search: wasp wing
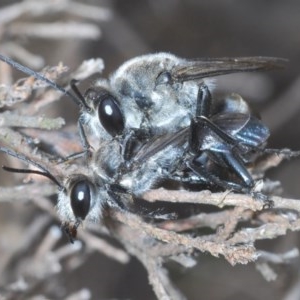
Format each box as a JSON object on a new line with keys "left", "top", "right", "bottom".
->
{"left": 212, "top": 113, "right": 270, "bottom": 148}
{"left": 173, "top": 56, "right": 287, "bottom": 82}
{"left": 133, "top": 111, "right": 269, "bottom": 162}
{"left": 133, "top": 127, "right": 189, "bottom": 163}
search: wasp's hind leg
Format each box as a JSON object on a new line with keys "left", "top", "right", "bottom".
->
{"left": 53, "top": 121, "right": 94, "bottom": 164}
{"left": 195, "top": 84, "right": 212, "bottom": 118}
{"left": 187, "top": 151, "right": 254, "bottom": 193}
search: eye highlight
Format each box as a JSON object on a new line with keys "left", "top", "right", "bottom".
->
{"left": 70, "top": 180, "right": 91, "bottom": 220}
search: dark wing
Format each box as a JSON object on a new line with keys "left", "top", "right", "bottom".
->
{"left": 133, "top": 112, "right": 269, "bottom": 162}
{"left": 172, "top": 56, "right": 287, "bottom": 82}
{"left": 133, "top": 127, "right": 189, "bottom": 163}
{"left": 212, "top": 113, "right": 270, "bottom": 148}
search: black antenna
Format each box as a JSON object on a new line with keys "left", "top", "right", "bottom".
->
{"left": 0, "top": 146, "right": 63, "bottom": 189}
{"left": 70, "top": 79, "right": 91, "bottom": 111}
{"left": 3, "top": 166, "right": 62, "bottom": 188}
{"left": 0, "top": 53, "right": 86, "bottom": 109}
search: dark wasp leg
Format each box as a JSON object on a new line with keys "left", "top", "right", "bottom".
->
{"left": 78, "top": 120, "right": 92, "bottom": 153}
{"left": 121, "top": 129, "right": 139, "bottom": 164}
{"left": 190, "top": 83, "right": 241, "bottom": 154}
{"left": 188, "top": 116, "right": 255, "bottom": 192}
{"left": 196, "top": 84, "right": 212, "bottom": 117}
{"left": 54, "top": 120, "right": 93, "bottom": 163}
{"left": 187, "top": 152, "right": 254, "bottom": 193}
{"left": 188, "top": 84, "right": 255, "bottom": 193}
{"left": 187, "top": 152, "right": 272, "bottom": 206}
{"left": 120, "top": 128, "right": 151, "bottom": 169}
{"left": 189, "top": 116, "right": 241, "bottom": 154}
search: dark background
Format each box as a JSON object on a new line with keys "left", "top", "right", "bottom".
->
{"left": 1, "top": 1, "right": 300, "bottom": 299}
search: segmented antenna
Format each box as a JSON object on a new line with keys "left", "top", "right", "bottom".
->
{"left": 0, "top": 53, "right": 84, "bottom": 108}
{"left": 0, "top": 146, "right": 63, "bottom": 189}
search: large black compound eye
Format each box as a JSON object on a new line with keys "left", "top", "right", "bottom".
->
{"left": 98, "top": 94, "right": 125, "bottom": 137}
{"left": 70, "top": 180, "right": 91, "bottom": 220}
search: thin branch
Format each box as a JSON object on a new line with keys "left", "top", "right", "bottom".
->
{"left": 8, "top": 22, "right": 101, "bottom": 40}
{"left": 110, "top": 209, "right": 258, "bottom": 265}
{"left": 0, "top": 111, "right": 65, "bottom": 130}
{"left": 142, "top": 188, "right": 300, "bottom": 212}
{"left": 142, "top": 188, "right": 265, "bottom": 210}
